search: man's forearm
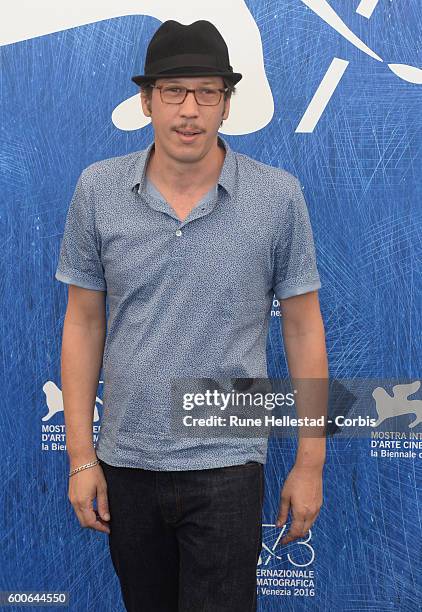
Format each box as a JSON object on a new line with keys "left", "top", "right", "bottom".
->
{"left": 282, "top": 322, "right": 328, "bottom": 469}
{"left": 61, "top": 318, "right": 106, "bottom": 466}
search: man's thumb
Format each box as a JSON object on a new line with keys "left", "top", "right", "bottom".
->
{"left": 97, "top": 492, "right": 110, "bottom": 521}
{"left": 276, "top": 495, "right": 290, "bottom": 528}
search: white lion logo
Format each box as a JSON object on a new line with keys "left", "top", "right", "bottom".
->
{"left": 372, "top": 381, "right": 422, "bottom": 428}
{"left": 42, "top": 380, "right": 102, "bottom": 422}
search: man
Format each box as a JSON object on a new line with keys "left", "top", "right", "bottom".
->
{"left": 56, "top": 19, "right": 328, "bottom": 612}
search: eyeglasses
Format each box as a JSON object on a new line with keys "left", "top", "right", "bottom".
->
{"left": 149, "top": 85, "right": 228, "bottom": 106}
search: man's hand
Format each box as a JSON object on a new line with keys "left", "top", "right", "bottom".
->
{"left": 275, "top": 464, "right": 323, "bottom": 544}
{"left": 68, "top": 464, "right": 111, "bottom": 534}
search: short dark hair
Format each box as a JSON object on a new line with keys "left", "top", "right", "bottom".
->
{"left": 140, "top": 77, "right": 236, "bottom": 102}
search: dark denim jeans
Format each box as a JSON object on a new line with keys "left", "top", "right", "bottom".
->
{"left": 99, "top": 459, "right": 264, "bottom": 612}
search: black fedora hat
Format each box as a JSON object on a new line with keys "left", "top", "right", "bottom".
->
{"left": 131, "top": 20, "right": 242, "bottom": 86}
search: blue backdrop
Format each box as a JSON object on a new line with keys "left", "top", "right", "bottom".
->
{"left": 1, "top": 1, "right": 421, "bottom": 610}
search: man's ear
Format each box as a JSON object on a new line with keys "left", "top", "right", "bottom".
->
{"left": 140, "top": 91, "right": 152, "bottom": 117}
{"left": 222, "top": 96, "right": 231, "bottom": 121}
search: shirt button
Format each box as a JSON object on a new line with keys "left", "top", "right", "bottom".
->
{"left": 175, "top": 229, "right": 182, "bottom": 237}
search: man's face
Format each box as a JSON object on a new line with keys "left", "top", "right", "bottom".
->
{"left": 140, "top": 76, "right": 231, "bottom": 163}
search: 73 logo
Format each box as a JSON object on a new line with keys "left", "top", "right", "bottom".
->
{"left": 259, "top": 524, "right": 315, "bottom": 567}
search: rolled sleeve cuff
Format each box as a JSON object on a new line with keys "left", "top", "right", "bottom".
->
{"left": 274, "top": 278, "right": 321, "bottom": 300}
{"left": 55, "top": 269, "right": 106, "bottom": 291}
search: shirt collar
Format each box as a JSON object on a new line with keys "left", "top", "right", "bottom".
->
{"left": 130, "top": 135, "right": 236, "bottom": 198}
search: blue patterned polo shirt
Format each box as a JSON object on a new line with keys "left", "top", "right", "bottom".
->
{"left": 55, "top": 135, "right": 321, "bottom": 470}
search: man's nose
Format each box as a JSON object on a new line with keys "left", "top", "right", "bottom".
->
{"left": 179, "top": 91, "right": 200, "bottom": 116}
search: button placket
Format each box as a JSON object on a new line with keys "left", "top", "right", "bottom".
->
{"left": 171, "top": 222, "right": 185, "bottom": 278}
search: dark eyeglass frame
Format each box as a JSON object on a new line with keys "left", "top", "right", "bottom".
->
{"left": 149, "top": 84, "right": 228, "bottom": 106}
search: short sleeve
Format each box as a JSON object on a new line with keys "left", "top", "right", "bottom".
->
{"left": 55, "top": 170, "right": 106, "bottom": 291}
{"left": 272, "top": 177, "right": 321, "bottom": 299}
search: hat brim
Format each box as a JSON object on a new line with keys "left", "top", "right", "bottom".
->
{"left": 131, "top": 71, "right": 243, "bottom": 87}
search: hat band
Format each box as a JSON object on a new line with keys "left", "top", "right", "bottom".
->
{"left": 147, "top": 53, "right": 231, "bottom": 75}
